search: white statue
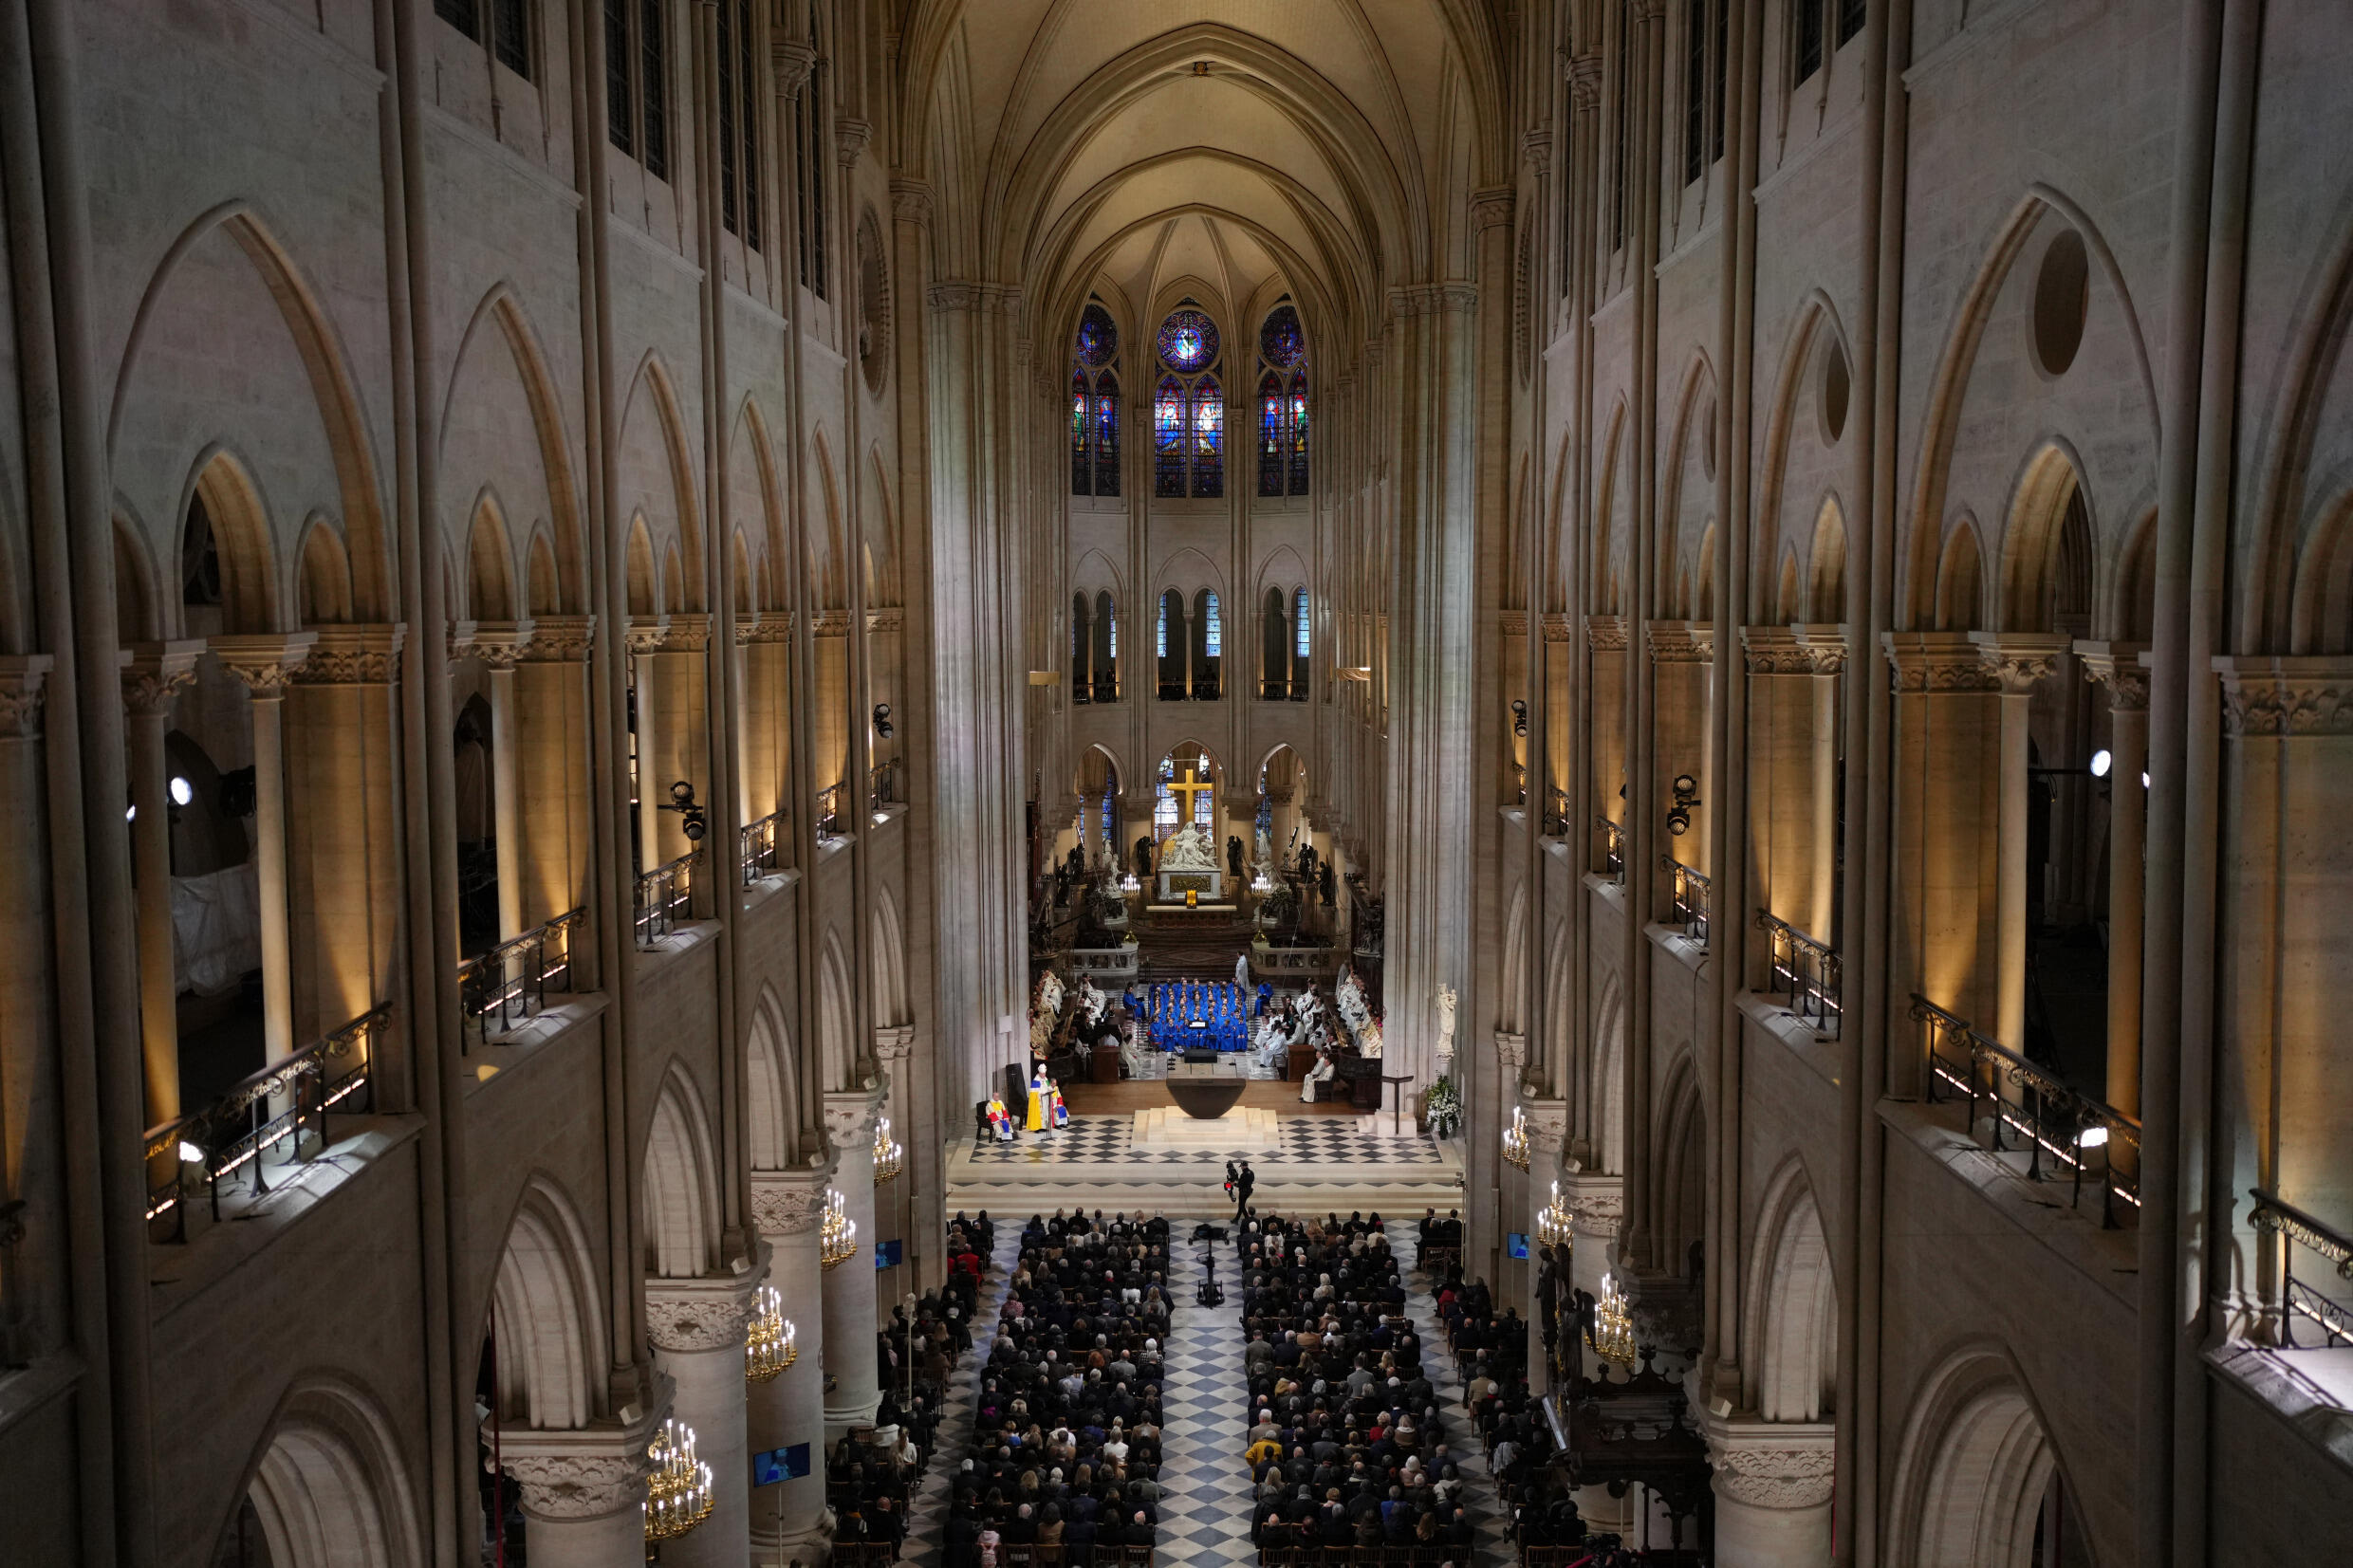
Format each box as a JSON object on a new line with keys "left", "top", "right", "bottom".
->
{"left": 1435, "top": 984, "right": 1458, "bottom": 1063}
{"left": 1359, "top": 1016, "right": 1383, "bottom": 1059}
{"left": 1158, "top": 824, "right": 1217, "bottom": 872}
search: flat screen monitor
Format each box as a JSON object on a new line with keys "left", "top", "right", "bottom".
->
{"left": 751, "top": 1443, "right": 810, "bottom": 1485}
{"left": 875, "top": 1238, "right": 903, "bottom": 1269}
{"left": 1505, "top": 1231, "right": 1529, "bottom": 1260}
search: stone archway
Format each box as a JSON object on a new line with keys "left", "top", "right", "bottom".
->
{"left": 234, "top": 1379, "right": 425, "bottom": 1568}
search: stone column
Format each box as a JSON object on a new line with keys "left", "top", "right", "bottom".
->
{"left": 1792, "top": 627, "right": 1849, "bottom": 945}
{"left": 1970, "top": 633, "right": 2068, "bottom": 1051}
{"left": 1702, "top": 1414, "right": 1836, "bottom": 1568}
{"left": 749, "top": 1171, "right": 833, "bottom": 1561}
{"left": 475, "top": 620, "right": 536, "bottom": 941}
{"left": 1522, "top": 1098, "right": 1567, "bottom": 1391}
{"left": 652, "top": 616, "right": 713, "bottom": 875}
{"left": 645, "top": 1264, "right": 766, "bottom": 1568}
{"left": 1588, "top": 618, "right": 1630, "bottom": 872}
{"left": 2078, "top": 642, "right": 2150, "bottom": 1116}
{"left": 627, "top": 618, "right": 668, "bottom": 874}
{"left": 821, "top": 1084, "right": 886, "bottom": 1432}
{"left": 874, "top": 1024, "right": 920, "bottom": 1290}
{"left": 516, "top": 617, "right": 599, "bottom": 937}
{"left": 122, "top": 641, "right": 203, "bottom": 1121}
{"left": 1649, "top": 623, "right": 1714, "bottom": 887}
{"left": 498, "top": 1412, "right": 667, "bottom": 1568}
{"left": 213, "top": 634, "right": 318, "bottom": 1061}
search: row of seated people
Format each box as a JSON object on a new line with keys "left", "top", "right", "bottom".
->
{"left": 939, "top": 1209, "right": 1176, "bottom": 1568}
{"left": 1232, "top": 1213, "right": 1480, "bottom": 1560}
{"left": 1142, "top": 979, "right": 1251, "bottom": 1052}
{"left": 1411, "top": 1208, "right": 1465, "bottom": 1273}
{"left": 832, "top": 1215, "right": 1002, "bottom": 1545}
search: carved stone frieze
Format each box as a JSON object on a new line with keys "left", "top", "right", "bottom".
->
{"left": 467, "top": 620, "right": 534, "bottom": 673}
{"left": 1648, "top": 620, "right": 1714, "bottom": 664}
{"left": 866, "top": 607, "right": 904, "bottom": 634}
{"left": 213, "top": 633, "right": 319, "bottom": 698}
{"left": 297, "top": 625, "right": 409, "bottom": 686}
{"left": 808, "top": 609, "right": 854, "bottom": 637}
{"left": 1704, "top": 1417, "right": 1837, "bottom": 1510}
{"left": 0, "top": 655, "right": 54, "bottom": 739}
{"left": 751, "top": 1171, "right": 834, "bottom": 1235}
{"left": 2215, "top": 656, "right": 2353, "bottom": 736}
{"left": 659, "top": 614, "right": 712, "bottom": 655}
{"left": 120, "top": 642, "right": 204, "bottom": 716}
{"left": 1541, "top": 613, "right": 1574, "bottom": 644}
{"left": 1499, "top": 611, "right": 1529, "bottom": 639}
{"left": 1586, "top": 615, "right": 1628, "bottom": 652}
{"left": 929, "top": 281, "right": 1022, "bottom": 316}
{"left": 504, "top": 1449, "right": 654, "bottom": 1520}
{"left": 645, "top": 1273, "right": 762, "bottom": 1353}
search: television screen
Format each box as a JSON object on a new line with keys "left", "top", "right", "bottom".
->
{"left": 1505, "top": 1231, "right": 1529, "bottom": 1260}
{"left": 751, "top": 1443, "right": 810, "bottom": 1485}
{"left": 875, "top": 1238, "right": 903, "bottom": 1269}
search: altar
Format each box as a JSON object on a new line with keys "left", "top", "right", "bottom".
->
{"left": 1156, "top": 868, "right": 1223, "bottom": 902}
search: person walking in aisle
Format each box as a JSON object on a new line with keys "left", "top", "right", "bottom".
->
{"left": 1233, "top": 1160, "right": 1256, "bottom": 1222}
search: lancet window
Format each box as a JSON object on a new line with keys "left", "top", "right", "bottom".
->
{"left": 1070, "top": 303, "right": 1121, "bottom": 497}
{"left": 1256, "top": 303, "right": 1310, "bottom": 497}
{"left": 1152, "top": 305, "right": 1225, "bottom": 499}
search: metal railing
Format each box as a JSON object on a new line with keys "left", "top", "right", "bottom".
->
{"left": 1260, "top": 676, "right": 1291, "bottom": 700}
{"left": 868, "top": 758, "right": 901, "bottom": 812}
{"left": 2249, "top": 1187, "right": 2353, "bottom": 1348}
{"left": 634, "top": 849, "right": 701, "bottom": 946}
{"left": 1542, "top": 787, "right": 1571, "bottom": 839}
{"left": 1757, "top": 911, "right": 1841, "bottom": 1034}
{"left": 740, "top": 810, "right": 784, "bottom": 882}
{"left": 1090, "top": 674, "right": 1119, "bottom": 703}
{"left": 1913, "top": 994, "right": 2140, "bottom": 1227}
{"left": 1662, "top": 858, "right": 1710, "bottom": 947}
{"left": 1596, "top": 816, "right": 1625, "bottom": 879}
{"left": 457, "top": 910, "right": 584, "bottom": 1051}
{"left": 144, "top": 1005, "right": 389, "bottom": 1237}
{"left": 816, "top": 783, "right": 844, "bottom": 840}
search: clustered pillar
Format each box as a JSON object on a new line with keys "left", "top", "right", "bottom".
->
{"left": 821, "top": 1084, "right": 885, "bottom": 1433}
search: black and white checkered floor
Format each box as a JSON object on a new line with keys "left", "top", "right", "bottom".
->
{"left": 962, "top": 1116, "right": 1446, "bottom": 1169}
{"left": 897, "top": 1223, "right": 1513, "bottom": 1568}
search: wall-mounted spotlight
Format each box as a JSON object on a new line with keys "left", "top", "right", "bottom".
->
{"left": 872, "top": 702, "right": 894, "bottom": 740}
{"left": 661, "top": 780, "right": 709, "bottom": 842}
{"left": 1666, "top": 772, "right": 1701, "bottom": 838}
{"left": 1510, "top": 698, "right": 1529, "bottom": 738}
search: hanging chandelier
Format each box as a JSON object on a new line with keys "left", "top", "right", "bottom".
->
{"left": 1501, "top": 1104, "right": 1530, "bottom": 1171}
{"left": 872, "top": 1116, "right": 903, "bottom": 1183}
{"left": 819, "top": 1187, "right": 859, "bottom": 1270}
{"left": 1535, "top": 1178, "right": 1574, "bottom": 1249}
{"left": 643, "top": 1418, "right": 714, "bottom": 1541}
{"left": 1587, "top": 1272, "right": 1638, "bottom": 1370}
{"left": 745, "top": 1284, "right": 797, "bottom": 1383}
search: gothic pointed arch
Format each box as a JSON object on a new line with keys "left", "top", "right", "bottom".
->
{"left": 482, "top": 1173, "right": 610, "bottom": 1431}
{"left": 746, "top": 985, "right": 799, "bottom": 1171}
{"left": 232, "top": 1377, "right": 425, "bottom": 1568}
{"left": 642, "top": 1068, "right": 721, "bottom": 1280}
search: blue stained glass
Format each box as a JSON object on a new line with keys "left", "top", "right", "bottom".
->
{"left": 1156, "top": 596, "right": 1168, "bottom": 657}
{"left": 1259, "top": 372, "right": 1285, "bottom": 497}
{"left": 1288, "top": 373, "right": 1310, "bottom": 495}
{"left": 1259, "top": 304, "right": 1306, "bottom": 370}
{"left": 1094, "top": 371, "right": 1121, "bottom": 496}
{"left": 1076, "top": 302, "right": 1119, "bottom": 367}
{"left": 1192, "top": 376, "right": 1224, "bottom": 498}
{"left": 1157, "top": 308, "right": 1219, "bottom": 372}
{"left": 1154, "top": 377, "right": 1188, "bottom": 498}
{"left": 1203, "top": 592, "right": 1222, "bottom": 658}
{"left": 1295, "top": 588, "right": 1310, "bottom": 658}
{"left": 1108, "top": 608, "right": 1118, "bottom": 658}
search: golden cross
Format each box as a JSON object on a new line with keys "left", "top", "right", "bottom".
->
{"left": 1167, "top": 762, "right": 1214, "bottom": 825}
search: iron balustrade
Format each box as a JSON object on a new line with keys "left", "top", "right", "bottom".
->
{"left": 1756, "top": 911, "right": 1842, "bottom": 1034}
{"left": 1090, "top": 674, "right": 1118, "bottom": 703}
{"left": 456, "top": 910, "right": 584, "bottom": 1051}
{"left": 2249, "top": 1187, "right": 2353, "bottom": 1349}
{"left": 816, "top": 783, "right": 844, "bottom": 840}
{"left": 1913, "top": 994, "right": 2141, "bottom": 1227}
{"left": 1662, "top": 858, "right": 1711, "bottom": 947}
{"left": 1260, "top": 676, "right": 1291, "bottom": 700}
{"left": 740, "top": 810, "right": 784, "bottom": 883}
{"left": 868, "top": 757, "right": 901, "bottom": 811}
{"left": 634, "top": 849, "right": 701, "bottom": 946}
{"left": 1543, "top": 787, "right": 1571, "bottom": 839}
{"left": 1596, "top": 816, "right": 1625, "bottom": 879}
{"left": 143, "top": 1004, "right": 389, "bottom": 1238}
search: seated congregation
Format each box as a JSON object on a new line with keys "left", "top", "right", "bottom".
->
{"left": 939, "top": 1209, "right": 1176, "bottom": 1568}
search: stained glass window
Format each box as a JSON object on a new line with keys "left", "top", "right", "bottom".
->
{"left": 1195, "top": 788, "right": 1213, "bottom": 831}
{"left": 1259, "top": 372, "right": 1286, "bottom": 497}
{"left": 1288, "top": 374, "right": 1310, "bottom": 494}
{"left": 1260, "top": 304, "right": 1306, "bottom": 370}
{"left": 1155, "top": 785, "right": 1177, "bottom": 835}
{"left": 1156, "top": 594, "right": 1169, "bottom": 657}
{"left": 1077, "top": 303, "right": 1119, "bottom": 367}
{"left": 1191, "top": 377, "right": 1224, "bottom": 498}
{"left": 1157, "top": 309, "right": 1219, "bottom": 372}
{"left": 1294, "top": 588, "right": 1310, "bottom": 659}
{"left": 1154, "top": 376, "right": 1188, "bottom": 498}
{"left": 1071, "top": 303, "right": 1121, "bottom": 498}
{"left": 1203, "top": 592, "right": 1222, "bottom": 658}
{"left": 1094, "top": 372, "right": 1120, "bottom": 495}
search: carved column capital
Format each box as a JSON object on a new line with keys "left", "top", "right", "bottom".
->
{"left": 498, "top": 1408, "right": 671, "bottom": 1522}
{"left": 835, "top": 117, "right": 872, "bottom": 167}
{"left": 659, "top": 613, "right": 712, "bottom": 655}
{"left": 751, "top": 1169, "right": 837, "bottom": 1235}
{"left": 824, "top": 1083, "right": 888, "bottom": 1150}
{"left": 1520, "top": 128, "right": 1552, "bottom": 175}
{"left": 1493, "top": 1030, "right": 1527, "bottom": 1070}
{"left": 211, "top": 632, "right": 319, "bottom": 698}
{"left": 890, "top": 179, "right": 935, "bottom": 227}
{"left": 624, "top": 617, "right": 669, "bottom": 656}
{"left": 1881, "top": 631, "right": 1999, "bottom": 693}
{"left": 1562, "top": 1171, "right": 1624, "bottom": 1235}
{"left": 521, "top": 614, "right": 598, "bottom": 663}
{"left": 2075, "top": 641, "right": 2151, "bottom": 710}
{"left": 1969, "top": 631, "right": 2070, "bottom": 695}
{"left": 2214, "top": 655, "right": 2353, "bottom": 736}
{"left": 1647, "top": 620, "right": 1714, "bottom": 664}
{"left": 295, "top": 624, "right": 408, "bottom": 686}
{"left": 1567, "top": 53, "right": 1603, "bottom": 110}
{"left": 1523, "top": 1098, "right": 1568, "bottom": 1157}
{"left": 120, "top": 640, "right": 206, "bottom": 715}
{"left": 0, "top": 655, "right": 55, "bottom": 739}
{"left": 1702, "top": 1414, "right": 1837, "bottom": 1510}
{"left": 770, "top": 40, "right": 816, "bottom": 99}
{"left": 1471, "top": 187, "right": 1516, "bottom": 231}
{"left": 644, "top": 1262, "right": 768, "bottom": 1353}
{"left": 1586, "top": 615, "right": 1628, "bottom": 652}
{"left": 1541, "top": 613, "right": 1574, "bottom": 644}
{"left": 872, "top": 1024, "right": 917, "bottom": 1062}
{"left": 468, "top": 619, "right": 535, "bottom": 673}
